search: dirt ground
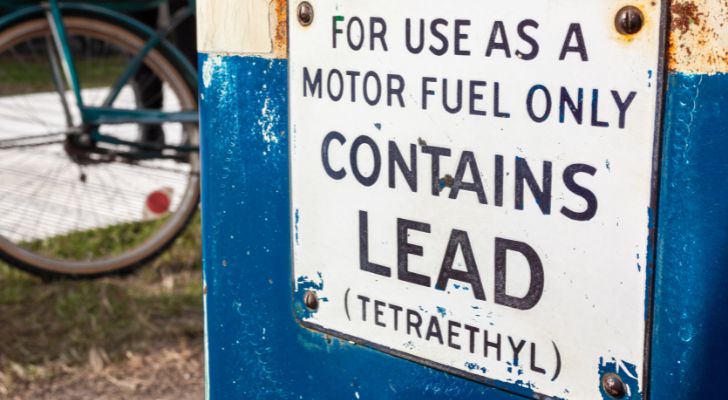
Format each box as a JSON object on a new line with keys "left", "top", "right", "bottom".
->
{"left": 0, "top": 217, "right": 205, "bottom": 399}
{"left": 5, "top": 338, "right": 204, "bottom": 400}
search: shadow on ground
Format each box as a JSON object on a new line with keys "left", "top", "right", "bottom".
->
{"left": 0, "top": 215, "right": 204, "bottom": 399}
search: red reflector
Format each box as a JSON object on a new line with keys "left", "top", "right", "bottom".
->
{"left": 146, "top": 190, "right": 171, "bottom": 214}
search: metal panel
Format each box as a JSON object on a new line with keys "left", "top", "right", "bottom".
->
{"left": 650, "top": 71, "right": 728, "bottom": 399}
{"left": 199, "top": 53, "right": 532, "bottom": 399}
{"left": 198, "top": 0, "right": 728, "bottom": 398}
{"left": 287, "top": 1, "right": 664, "bottom": 398}
{"left": 648, "top": 1, "right": 728, "bottom": 398}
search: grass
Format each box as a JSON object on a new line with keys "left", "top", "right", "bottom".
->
{"left": 0, "top": 56, "right": 126, "bottom": 96}
{"left": 0, "top": 213, "right": 203, "bottom": 395}
{"left": 22, "top": 216, "right": 167, "bottom": 260}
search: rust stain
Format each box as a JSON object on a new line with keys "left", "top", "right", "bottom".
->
{"left": 610, "top": 1, "right": 658, "bottom": 46}
{"left": 271, "top": 0, "right": 289, "bottom": 58}
{"left": 671, "top": 1, "right": 702, "bottom": 33}
{"left": 668, "top": 0, "right": 728, "bottom": 74}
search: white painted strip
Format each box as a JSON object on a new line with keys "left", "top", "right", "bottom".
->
{"left": 197, "top": 0, "right": 283, "bottom": 56}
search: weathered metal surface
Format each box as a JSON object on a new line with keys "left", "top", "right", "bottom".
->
{"left": 198, "top": 0, "right": 728, "bottom": 399}
{"left": 288, "top": 1, "right": 664, "bottom": 398}
{"left": 649, "top": 2, "right": 728, "bottom": 397}
{"left": 197, "top": 0, "right": 287, "bottom": 57}
{"left": 198, "top": 0, "right": 530, "bottom": 394}
{"left": 650, "top": 71, "right": 728, "bottom": 399}
{"left": 668, "top": 0, "right": 728, "bottom": 74}
{"left": 271, "top": 0, "right": 288, "bottom": 58}
{"left": 200, "top": 53, "right": 526, "bottom": 400}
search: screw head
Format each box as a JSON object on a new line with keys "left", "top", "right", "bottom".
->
{"left": 304, "top": 290, "right": 319, "bottom": 310}
{"left": 602, "top": 373, "right": 626, "bottom": 398}
{"left": 615, "top": 6, "right": 644, "bottom": 35}
{"left": 297, "top": 1, "right": 314, "bottom": 26}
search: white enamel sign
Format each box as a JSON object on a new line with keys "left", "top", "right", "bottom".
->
{"left": 289, "top": 1, "right": 662, "bottom": 398}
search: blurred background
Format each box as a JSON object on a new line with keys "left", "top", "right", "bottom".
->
{"left": 0, "top": 1, "right": 204, "bottom": 398}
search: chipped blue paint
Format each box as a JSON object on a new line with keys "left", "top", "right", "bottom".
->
{"left": 650, "top": 72, "right": 728, "bottom": 399}
{"left": 453, "top": 283, "right": 471, "bottom": 291}
{"left": 295, "top": 273, "right": 325, "bottom": 319}
{"left": 200, "top": 53, "right": 541, "bottom": 400}
{"left": 598, "top": 358, "right": 641, "bottom": 400}
{"left": 465, "top": 361, "right": 488, "bottom": 375}
{"left": 647, "top": 70, "right": 654, "bottom": 88}
{"left": 294, "top": 208, "right": 300, "bottom": 245}
{"left": 438, "top": 178, "right": 448, "bottom": 191}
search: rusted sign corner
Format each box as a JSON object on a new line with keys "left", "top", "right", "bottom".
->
{"left": 668, "top": 0, "right": 728, "bottom": 74}
{"left": 271, "top": 0, "right": 288, "bottom": 58}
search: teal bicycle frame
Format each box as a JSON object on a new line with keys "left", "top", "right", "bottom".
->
{"left": 0, "top": 0, "right": 198, "bottom": 158}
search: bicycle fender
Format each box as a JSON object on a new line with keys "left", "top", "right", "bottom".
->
{"left": 0, "top": 3, "right": 197, "bottom": 92}
{"left": 0, "top": 5, "right": 45, "bottom": 31}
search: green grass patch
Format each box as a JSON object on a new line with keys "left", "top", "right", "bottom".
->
{"left": 21, "top": 216, "right": 167, "bottom": 261}
{"left": 0, "top": 56, "right": 127, "bottom": 96}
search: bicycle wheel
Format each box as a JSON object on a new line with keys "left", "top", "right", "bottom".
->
{"left": 0, "top": 16, "right": 199, "bottom": 277}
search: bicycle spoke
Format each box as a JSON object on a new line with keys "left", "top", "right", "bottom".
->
{"left": 0, "top": 15, "right": 199, "bottom": 275}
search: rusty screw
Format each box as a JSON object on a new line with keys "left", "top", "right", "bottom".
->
{"left": 297, "top": 2, "right": 314, "bottom": 26}
{"left": 304, "top": 290, "right": 319, "bottom": 310}
{"left": 615, "top": 6, "right": 644, "bottom": 35}
{"left": 602, "top": 373, "right": 626, "bottom": 398}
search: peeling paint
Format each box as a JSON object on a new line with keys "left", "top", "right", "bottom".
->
{"left": 295, "top": 273, "right": 325, "bottom": 319}
{"left": 598, "top": 357, "right": 641, "bottom": 400}
{"left": 464, "top": 361, "right": 488, "bottom": 375}
{"left": 668, "top": 0, "right": 728, "bottom": 74}
{"left": 200, "top": 49, "right": 558, "bottom": 400}
{"left": 197, "top": 0, "right": 287, "bottom": 59}
{"left": 671, "top": 1, "right": 702, "bottom": 33}
{"left": 271, "top": 0, "right": 288, "bottom": 58}
{"left": 197, "top": 0, "right": 689, "bottom": 397}
{"left": 201, "top": 55, "right": 223, "bottom": 89}
{"left": 259, "top": 97, "right": 282, "bottom": 149}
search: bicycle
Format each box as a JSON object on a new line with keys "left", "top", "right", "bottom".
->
{"left": 0, "top": 0, "right": 199, "bottom": 278}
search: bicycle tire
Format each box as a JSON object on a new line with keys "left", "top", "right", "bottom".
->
{"left": 0, "top": 16, "right": 199, "bottom": 278}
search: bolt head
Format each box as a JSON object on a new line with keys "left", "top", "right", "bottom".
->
{"left": 602, "top": 373, "right": 626, "bottom": 398}
{"left": 615, "top": 6, "right": 644, "bottom": 35}
{"left": 297, "top": 1, "right": 314, "bottom": 26}
{"left": 304, "top": 290, "right": 319, "bottom": 310}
